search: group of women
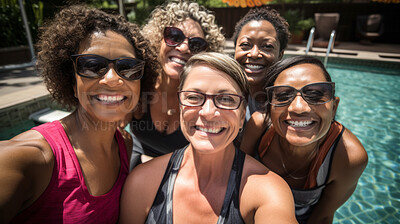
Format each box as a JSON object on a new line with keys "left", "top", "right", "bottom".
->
{"left": 0, "top": 1, "right": 367, "bottom": 224}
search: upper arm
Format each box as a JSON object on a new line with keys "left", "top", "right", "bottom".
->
{"left": 240, "top": 112, "right": 267, "bottom": 155}
{"left": 307, "top": 129, "right": 368, "bottom": 223}
{"left": 240, "top": 157, "right": 297, "bottom": 224}
{"left": 119, "top": 156, "right": 169, "bottom": 224}
{"left": 0, "top": 131, "right": 53, "bottom": 223}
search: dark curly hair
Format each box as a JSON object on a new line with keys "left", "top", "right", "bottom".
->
{"left": 231, "top": 7, "right": 290, "bottom": 53}
{"left": 36, "top": 5, "right": 159, "bottom": 109}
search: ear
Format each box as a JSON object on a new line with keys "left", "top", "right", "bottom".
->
{"left": 278, "top": 50, "right": 284, "bottom": 60}
{"left": 332, "top": 96, "right": 340, "bottom": 119}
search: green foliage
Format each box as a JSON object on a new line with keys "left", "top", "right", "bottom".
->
{"left": 0, "top": 0, "right": 26, "bottom": 47}
{"left": 283, "top": 9, "right": 314, "bottom": 35}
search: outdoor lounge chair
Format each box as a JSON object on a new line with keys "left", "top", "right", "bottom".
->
{"left": 313, "top": 13, "right": 340, "bottom": 48}
{"left": 356, "top": 14, "right": 383, "bottom": 45}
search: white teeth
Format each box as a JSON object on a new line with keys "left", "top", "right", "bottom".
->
{"left": 97, "top": 95, "right": 124, "bottom": 102}
{"left": 171, "top": 57, "right": 186, "bottom": 65}
{"left": 245, "top": 64, "right": 264, "bottom": 70}
{"left": 287, "top": 120, "right": 313, "bottom": 127}
{"left": 197, "top": 126, "right": 223, "bottom": 134}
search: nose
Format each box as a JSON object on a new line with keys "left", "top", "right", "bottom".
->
{"left": 175, "top": 39, "right": 190, "bottom": 53}
{"left": 99, "top": 67, "right": 123, "bottom": 87}
{"left": 247, "top": 45, "right": 261, "bottom": 58}
{"left": 287, "top": 92, "right": 311, "bottom": 113}
{"left": 199, "top": 97, "right": 219, "bottom": 118}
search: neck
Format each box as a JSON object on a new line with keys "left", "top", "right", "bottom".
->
{"left": 61, "top": 108, "right": 118, "bottom": 153}
{"left": 185, "top": 144, "right": 236, "bottom": 190}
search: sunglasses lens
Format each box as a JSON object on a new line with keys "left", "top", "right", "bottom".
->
{"left": 116, "top": 59, "right": 144, "bottom": 80}
{"left": 76, "top": 56, "right": 108, "bottom": 78}
{"left": 268, "top": 86, "right": 295, "bottom": 106}
{"left": 188, "top": 37, "right": 208, "bottom": 53}
{"left": 164, "top": 27, "right": 185, "bottom": 46}
{"left": 302, "top": 83, "right": 333, "bottom": 104}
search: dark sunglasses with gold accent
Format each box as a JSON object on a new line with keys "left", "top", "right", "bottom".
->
{"left": 265, "top": 82, "right": 335, "bottom": 106}
{"left": 163, "top": 27, "right": 208, "bottom": 53}
{"left": 71, "top": 54, "right": 145, "bottom": 80}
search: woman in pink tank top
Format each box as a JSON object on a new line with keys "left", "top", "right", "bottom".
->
{"left": 0, "top": 5, "right": 158, "bottom": 223}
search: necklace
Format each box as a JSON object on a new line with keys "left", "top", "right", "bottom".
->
{"left": 280, "top": 156, "right": 308, "bottom": 180}
{"left": 279, "top": 145, "right": 319, "bottom": 180}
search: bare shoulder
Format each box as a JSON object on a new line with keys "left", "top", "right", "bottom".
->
{"left": 120, "top": 153, "right": 172, "bottom": 223}
{"left": 240, "top": 155, "right": 297, "bottom": 223}
{"left": 241, "top": 112, "right": 267, "bottom": 155}
{"left": 336, "top": 128, "right": 368, "bottom": 169}
{"left": 0, "top": 129, "right": 54, "bottom": 166}
{"left": 0, "top": 130, "right": 54, "bottom": 222}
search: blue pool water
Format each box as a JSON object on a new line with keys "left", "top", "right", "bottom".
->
{"left": 328, "top": 65, "right": 400, "bottom": 223}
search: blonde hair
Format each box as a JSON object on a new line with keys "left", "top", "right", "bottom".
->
{"left": 142, "top": 0, "right": 225, "bottom": 54}
{"left": 179, "top": 52, "right": 249, "bottom": 101}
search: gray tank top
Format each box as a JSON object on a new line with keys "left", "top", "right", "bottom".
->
{"left": 145, "top": 146, "right": 245, "bottom": 224}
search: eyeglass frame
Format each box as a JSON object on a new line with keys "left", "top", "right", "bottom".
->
{"left": 71, "top": 54, "right": 145, "bottom": 80}
{"left": 177, "top": 90, "right": 245, "bottom": 110}
{"left": 163, "top": 27, "right": 208, "bottom": 53}
{"left": 265, "top": 82, "right": 336, "bottom": 107}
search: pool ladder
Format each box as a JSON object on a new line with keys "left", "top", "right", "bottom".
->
{"left": 305, "top": 27, "right": 336, "bottom": 66}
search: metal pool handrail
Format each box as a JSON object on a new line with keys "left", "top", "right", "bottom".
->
{"left": 324, "top": 30, "right": 336, "bottom": 66}
{"left": 305, "top": 27, "right": 315, "bottom": 55}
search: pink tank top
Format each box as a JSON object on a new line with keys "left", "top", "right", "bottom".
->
{"left": 11, "top": 121, "right": 129, "bottom": 224}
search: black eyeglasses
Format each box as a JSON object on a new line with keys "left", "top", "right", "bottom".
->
{"left": 163, "top": 27, "right": 208, "bottom": 53}
{"left": 178, "top": 91, "right": 244, "bottom": 110}
{"left": 71, "top": 54, "right": 145, "bottom": 80}
{"left": 265, "top": 82, "right": 335, "bottom": 106}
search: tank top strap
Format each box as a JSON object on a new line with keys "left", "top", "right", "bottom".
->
{"left": 217, "top": 147, "right": 246, "bottom": 224}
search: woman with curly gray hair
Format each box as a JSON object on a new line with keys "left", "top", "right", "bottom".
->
{"left": 0, "top": 5, "right": 158, "bottom": 223}
{"left": 129, "top": 0, "right": 225, "bottom": 168}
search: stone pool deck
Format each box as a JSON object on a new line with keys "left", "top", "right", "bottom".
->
{"left": 1, "top": 41, "right": 399, "bottom": 139}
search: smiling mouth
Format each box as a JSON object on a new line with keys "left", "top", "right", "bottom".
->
{"left": 195, "top": 126, "right": 224, "bottom": 134}
{"left": 244, "top": 64, "right": 265, "bottom": 72}
{"left": 95, "top": 95, "right": 126, "bottom": 104}
{"left": 285, "top": 120, "right": 314, "bottom": 127}
{"left": 170, "top": 56, "right": 187, "bottom": 65}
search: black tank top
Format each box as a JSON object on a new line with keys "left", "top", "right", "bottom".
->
{"left": 129, "top": 104, "right": 189, "bottom": 157}
{"left": 145, "top": 146, "right": 246, "bottom": 224}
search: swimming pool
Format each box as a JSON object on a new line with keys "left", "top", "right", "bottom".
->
{"left": 327, "top": 63, "right": 400, "bottom": 224}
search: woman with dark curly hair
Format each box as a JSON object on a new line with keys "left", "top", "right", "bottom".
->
{"left": 128, "top": 0, "right": 225, "bottom": 168}
{"left": 0, "top": 5, "right": 158, "bottom": 223}
{"left": 232, "top": 7, "right": 290, "bottom": 120}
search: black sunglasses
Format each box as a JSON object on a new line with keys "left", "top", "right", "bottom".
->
{"left": 265, "top": 82, "right": 335, "bottom": 106}
{"left": 163, "top": 27, "right": 208, "bottom": 53}
{"left": 71, "top": 54, "right": 145, "bottom": 80}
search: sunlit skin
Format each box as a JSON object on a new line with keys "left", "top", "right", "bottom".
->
{"left": 159, "top": 18, "right": 205, "bottom": 80}
{"left": 74, "top": 30, "right": 141, "bottom": 123}
{"left": 143, "top": 18, "right": 206, "bottom": 136}
{"left": 234, "top": 20, "right": 282, "bottom": 97}
{"left": 179, "top": 65, "right": 246, "bottom": 154}
{"left": 271, "top": 64, "right": 339, "bottom": 149}
{"left": 240, "top": 61, "right": 368, "bottom": 224}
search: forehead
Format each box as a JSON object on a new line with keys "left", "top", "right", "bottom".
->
{"left": 182, "top": 65, "right": 241, "bottom": 94}
{"left": 79, "top": 30, "right": 135, "bottom": 58}
{"left": 274, "top": 63, "right": 328, "bottom": 88}
{"left": 174, "top": 18, "right": 204, "bottom": 38}
{"left": 239, "top": 20, "right": 277, "bottom": 38}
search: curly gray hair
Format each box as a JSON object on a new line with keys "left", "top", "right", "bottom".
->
{"left": 142, "top": 0, "right": 225, "bottom": 54}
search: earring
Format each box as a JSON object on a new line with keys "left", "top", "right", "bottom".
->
{"left": 239, "top": 127, "right": 243, "bottom": 133}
